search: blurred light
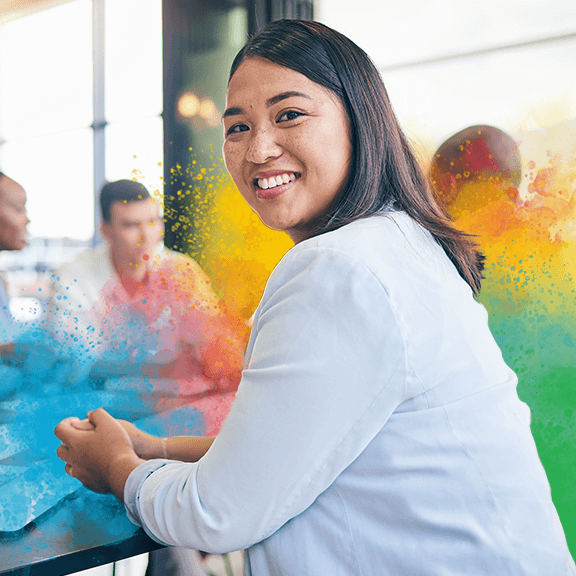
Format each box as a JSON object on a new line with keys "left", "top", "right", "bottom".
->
{"left": 199, "top": 98, "right": 217, "bottom": 119}
{"left": 199, "top": 98, "right": 221, "bottom": 127}
{"left": 177, "top": 91, "right": 200, "bottom": 118}
{"left": 177, "top": 92, "right": 220, "bottom": 127}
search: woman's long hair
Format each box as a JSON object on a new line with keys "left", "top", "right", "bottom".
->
{"left": 229, "top": 20, "right": 485, "bottom": 294}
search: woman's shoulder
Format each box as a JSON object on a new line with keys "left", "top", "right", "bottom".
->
{"left": 265, "top": 211, "right": 459, "bottom": 309}
{"left": 264, "top": 214, "right": 399, "bottom": 294}
{"left": 281, "top": 212, "right": 440, "bottom": 272}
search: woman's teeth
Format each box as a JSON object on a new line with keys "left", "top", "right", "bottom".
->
{"left": 257, "top": 172, "right": 297, "bottom": 190}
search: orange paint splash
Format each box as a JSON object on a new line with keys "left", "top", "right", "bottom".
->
{"left": 432, "top": 122, "right": 576, "bottom": 554}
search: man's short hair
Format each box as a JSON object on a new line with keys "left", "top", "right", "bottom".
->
{"left": 100, "top": 180, "right": 151, "bottom": 223}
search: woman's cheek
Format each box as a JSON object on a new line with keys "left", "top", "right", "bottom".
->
{"left": 224, "top": 145, "right": 242, "bottom": 180}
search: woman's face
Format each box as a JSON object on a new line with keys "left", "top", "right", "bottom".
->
{"left": 223, "top": 57, "right": 352, "bottom": 243}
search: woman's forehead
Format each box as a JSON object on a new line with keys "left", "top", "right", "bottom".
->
{"left": 226, "top": 57, "right": 320, "bottom": 101}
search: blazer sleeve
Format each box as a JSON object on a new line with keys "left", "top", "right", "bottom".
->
{"left": 124, "top": 246, "right": 408, "bottom": 553}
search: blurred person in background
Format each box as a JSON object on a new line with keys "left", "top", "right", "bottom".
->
{"left": 51, "top": 179, "right": 246, "bottom": 576}
{"left": 0, "top": 171, "right": 29, "bottom": 397}
{"left": 50, "top": 179, "right": 244, "bottom": 416}
{"left": 0, "top": 171, "right": 29, "bottom": 322}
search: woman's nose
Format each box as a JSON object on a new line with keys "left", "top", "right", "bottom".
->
{"left": 245, "top": 128, "right": 282, "bottom": 164}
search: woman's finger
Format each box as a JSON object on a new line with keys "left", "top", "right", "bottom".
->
{"left": 54, "top": 418, "right": 75, "bottom": 442}
{"left": 56, "top": 443, "right": 69, "bottom": 461}
{"left": 87, "top": 407, "right": 113, "bottom": 426}
{"left": 70, "top": 418, "right": 95, "bottom": 431}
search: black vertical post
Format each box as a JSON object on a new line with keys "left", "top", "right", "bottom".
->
{"left": 249, "top": 0, "right": 313, "bottom": 35}
{"left": 248, "top": 0, "right": 270, "bottom": 35}
{"left": 162, "top": 0, "right": 194, "bottom": 252}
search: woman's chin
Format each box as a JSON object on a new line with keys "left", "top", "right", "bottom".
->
{"left": 255, "top": 213, "right": 289, "bottom": 233}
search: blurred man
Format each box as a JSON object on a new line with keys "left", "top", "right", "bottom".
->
{"left": 51, "top": 179, "right": 165, "bottom": 316}
{"left": 51, "top": 179, "right": 245, "bottom": 576}
{"left": 0, "top": 171, "right": 29, "bottom": 321}
{"left": 51, "top": 179, "right": 244, "bottom": 413}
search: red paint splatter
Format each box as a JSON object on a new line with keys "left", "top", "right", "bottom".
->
{"left": 462, "top": 137, "right": 501, "bottom": 173}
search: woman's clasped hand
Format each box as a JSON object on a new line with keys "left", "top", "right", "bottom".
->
{"left": 55, "top": 409, "right": 144, "bottom": 499}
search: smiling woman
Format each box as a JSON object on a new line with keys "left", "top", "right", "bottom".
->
{"left": 54, "top": 19, "right": 576, "bottom": 576}
{"left": 222, "top": 59, "right": 352, "bottom": 244}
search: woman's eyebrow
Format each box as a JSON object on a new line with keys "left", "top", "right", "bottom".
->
{"left": 266, "top": 91, "right": 313, "bottom": 107}
{"left": 222, "top": 106, "right": 244, "bottom": 119}
{"left": 222, "top": 91, "right": 313, "bottom": 120}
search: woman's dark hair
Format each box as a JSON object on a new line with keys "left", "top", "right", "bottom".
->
{"left": 229, "top": 19, "right": 485, "bottom": 294}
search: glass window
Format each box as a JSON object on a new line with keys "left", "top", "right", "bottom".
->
{"left": 318, "top": 0, "right": 576, "bottom": 162}
{"left": 318, "top": 0, "right": 576, "bottom": 68}
{"left": 0, "top": 0, "right": 92, "bottom": 140}
{"left": 105, "top": 115, "right": 164, "bottom": 195}
{"left": 0, "top": 0, "right": 164, "bottom": 247}
{"left": 382, "top": 37, "right": 576, "bottom": 150}
{"left": 104, "top": 0, "right": 163, "bottom": 123}
{"left": 2, "top": 129, "right": 94, "bottom": 240}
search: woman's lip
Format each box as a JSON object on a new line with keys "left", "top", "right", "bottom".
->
{"left": 253, "top": 170, "right": 299, "bottom": 179}
{"left": 255, "top": 178, "right": 296, "bottom": 200}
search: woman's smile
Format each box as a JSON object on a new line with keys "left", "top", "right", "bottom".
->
{"left": 223, "top": 57, "right": 352, "bottom": 243}
{"left": 254, "top": 171, "right": 300, "bottom": 199}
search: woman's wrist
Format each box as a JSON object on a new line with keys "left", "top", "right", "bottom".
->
{"left": 107, "top": 452, "right": 146, "bottom": 502}
{"left": 121, "top": 423, "right": 166, "bottom": 460}
{"left": 161, "top": 437, "right": 168, "bottom": 459}
{"left": 138, "top": 435, "right": 165, "bottom": 460}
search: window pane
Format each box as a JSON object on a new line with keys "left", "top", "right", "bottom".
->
{"left": 0, "top": 0, "right": 93, "bottom": 139}
{"left": 318, "top": 0, "right": 576, "bottom": 68}
{"left": 2, "top": 129, "right": 94, "bottom": 240}
{"left": 104, "top": 0, "right": 163, "bottom": 122}
{"left": 105, "top": 116, "right": 163, "bottom": 195}
{"left": 382, "top": 38, "right": 576, "bottom": 151}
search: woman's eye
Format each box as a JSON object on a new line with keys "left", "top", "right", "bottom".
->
{"left": 278, "top": 110, "right": 304, "bottom": 122}
{"left": 226, "top": 123, "right": 249, "bottom": 136}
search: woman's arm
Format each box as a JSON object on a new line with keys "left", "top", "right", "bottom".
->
{"left": 56, "top": 246, "right": 406, "bottom": 552}
{"left": 118, "top": 419, "right": 215, "bottom": 462}
{"left": 65, "top": 416, "right": 215, "bottom": 461}
{"left": 124, "top": 247, "right": 406, "bottom": 552}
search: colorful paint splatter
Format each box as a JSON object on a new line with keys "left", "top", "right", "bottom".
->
{"left": 431, "top": 123, "right": 576, "bottom": 555}
{"left": 1, "top": 124, "right": 574, "bottom": 556}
